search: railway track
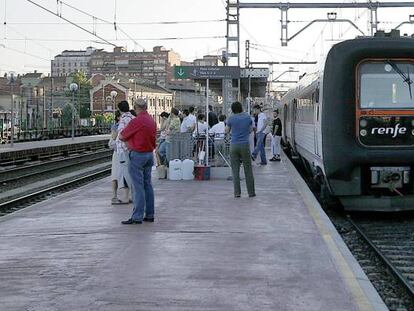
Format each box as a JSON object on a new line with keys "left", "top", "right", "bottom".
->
{"left": 0, "top": 149, "right": 112, "bottom": 185}
{"left": 348, "top": 216, "right": 414, "bottom": 301}
{"left": 0, "top": 167, "right": 111, "bottom": 216}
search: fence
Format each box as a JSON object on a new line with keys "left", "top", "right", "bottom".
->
{"left": 165, "top": 133, "right": 231, "bottom": 167}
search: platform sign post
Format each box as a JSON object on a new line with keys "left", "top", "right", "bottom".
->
{"left": 206, "top": 78, "right": 209, "bottom": 167}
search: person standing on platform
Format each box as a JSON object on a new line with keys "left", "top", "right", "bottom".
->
{"left": 226, "top": 101, "right": 256, "bottom": 198}
{"left": 193, "top": 113, "right": 208, "bottom": 138}
{"left": 180, "top": 109, "right": 192, "bottom": 133}
{"left": 210, "top": 114, "right": 226, "bottom": 166}
{"left": 251, "top": 104, "right": 268, "bottom": 165}
{"left": 157, "top": 111, "right": 170, "bottom": 165}
{"left": 165, "top": 108, "right": 181, "bottom": 164}
{"left": 208, "top": 105, "right": 219, "bottom": 128}
{"left": 109, "top": 110, "right": 122, "bottom": 204}
{"left": 119, "top": 99, "right": 157, "bottom": 224}
{"left": 187, "top": 106, "right": 197, "bottom": 130}
{"left": 270, "top": 109, "right": 282, "bottom": 162}
{"left": 115, "top": 100, "right": 135, "bottom": 204}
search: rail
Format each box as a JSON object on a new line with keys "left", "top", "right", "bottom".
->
{"left": 347, "top": 215, "right": 414, "bottom": 300}
{"left": 0, "top": 167, "right": 111, "bottom": 215}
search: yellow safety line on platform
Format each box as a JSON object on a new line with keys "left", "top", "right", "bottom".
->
{"left": 283, "top": 154, "right": 375, "bottom": 311}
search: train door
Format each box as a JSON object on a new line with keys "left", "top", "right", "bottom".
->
{"left": 291, "top": 99, "right": 297, "bottom": 150}
{"left": 283, "top": 104, "right": 288, "bottom": 142}
{"left": 314, "top": 85, "right": 321, "bottom": 157}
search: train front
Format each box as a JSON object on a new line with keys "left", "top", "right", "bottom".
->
{"left": 323, "top": 35, "right": 414, "bottom": 211}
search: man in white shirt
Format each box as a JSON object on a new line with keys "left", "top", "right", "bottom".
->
{"left": 251, "top": 104, "right": 267, "bottom": 165}
{"left": 210, "top": 114, "right": 227, "bottom": 166}
{"left": 193, "top": 113, "right": 208, "bottom": 138}
{"left": 210, "top": 114, "right": 226, "bottom": 140}
{"left": 180, "top": 109, "right": 192, "bottom": 133}
{"left": 187, "top": 106, "right": 196, "bottom": 128}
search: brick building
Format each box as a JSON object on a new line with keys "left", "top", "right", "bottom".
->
{"left": 90, "top": 77, "right": 173, "bottom": 127}
{"left": 89, "top": 46, "right": 180, "bottom": 86}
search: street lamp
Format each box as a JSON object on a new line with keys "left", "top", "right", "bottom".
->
{"left": 69, "top": 82, "right": 78, "bottom": 140}
{"left": 327, "top": 12, "right": 337, "bottom": 21}
{"left": 7, "top": 72, "right": 16, "bottom": 147}
{"left": 110, "top": 90, "right": 118, "bottom": 121}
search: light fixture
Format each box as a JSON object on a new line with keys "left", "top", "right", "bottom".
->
{"left": 410, "top": 14, "right": 414, "bottom": 23}
{"left": 110, "top": 90, "right": 118, "bottom": 99}
{"left": 327, "top": 12, "right": 337, "bottom": 21}
{"left": 69, "top": 82, "right": 78, "bottom": 92}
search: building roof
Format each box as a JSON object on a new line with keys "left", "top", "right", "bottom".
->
{"left": 22, "top": 72, "right": 44, "bottom": 79}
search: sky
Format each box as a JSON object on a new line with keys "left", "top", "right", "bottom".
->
{"left": 2, "top": 0, "right": 414, "bottom": 88}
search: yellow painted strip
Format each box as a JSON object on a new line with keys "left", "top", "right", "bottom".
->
{"left": 283, "top": 155, "right": 374, "bottom": 311}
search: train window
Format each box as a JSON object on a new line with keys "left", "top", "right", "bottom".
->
{"left": 359, "top": 61, "right": 414, "bottom": 109}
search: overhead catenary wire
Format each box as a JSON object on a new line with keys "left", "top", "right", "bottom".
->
{"left": 0, "top": 45, "right": 50, "bottom": 62}
{"left": 26, "top": 0, "right": 117, "bottom": 47}
{"left": 58, "top": 0, "right": 144, "bottom": 50}
{"left": 5, "top": 19, "right": 226, "bottom": 25}
{"left": 4, "top": 35, "right": 225, "bottom": 42}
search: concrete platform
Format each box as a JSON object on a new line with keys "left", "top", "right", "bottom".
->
{"left": 0, "top": 134, "right": 110, "bottom": 154}
{"left": 0, "top": 156, "right": 387, "bottom": 311}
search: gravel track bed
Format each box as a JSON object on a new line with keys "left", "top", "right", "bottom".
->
{"left": 0, "top": 156, "right": 111, "bottom": 194}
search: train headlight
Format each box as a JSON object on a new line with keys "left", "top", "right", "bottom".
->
{"left": 360, "top": 129, "right": 367, "bottom": 136}
{"left": 359, "top": 119, "right": 368, "bottom": 127}
{"left": 411, "top": 129, "right": 414, "bottom": 135}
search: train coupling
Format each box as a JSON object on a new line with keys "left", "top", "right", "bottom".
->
{"left": 370, "top": 166, "right": 410, "bottom": 189}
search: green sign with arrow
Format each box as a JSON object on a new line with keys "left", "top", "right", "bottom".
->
{"left": 174, "top": 66, "right": 240, "bottom": 80}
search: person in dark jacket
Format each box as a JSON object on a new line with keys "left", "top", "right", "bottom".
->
{"left": 208, "top": 105, "right": 218, "bottom": 128}
{"left": 270, "top": 109, "right": 282, "bottom": 162}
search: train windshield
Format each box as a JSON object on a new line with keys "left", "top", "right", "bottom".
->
{"left": 359, "top": 61, "right": 414, "bottom": 109}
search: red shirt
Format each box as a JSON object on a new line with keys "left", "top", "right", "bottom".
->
{"left": 121, "top": 111, "right": 156, "bottom": 152}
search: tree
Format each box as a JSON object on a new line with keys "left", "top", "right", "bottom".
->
{"left": 67, "top": 71, "right": 92, "bottom": 119}
{"left": 61, "top": 104, "right": 73, "bottom": 127}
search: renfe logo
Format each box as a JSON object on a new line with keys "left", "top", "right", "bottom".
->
{"left": 371, "top": 123, "right": 407, "bottom": 138}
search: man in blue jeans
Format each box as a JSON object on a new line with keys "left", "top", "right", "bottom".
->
{"left": 251, "top": 105, "right": 268, "bottom": 165}
{"left": 119, "top": 99, "right": 157, "bottom": 224}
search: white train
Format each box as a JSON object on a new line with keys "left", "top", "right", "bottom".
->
{"left": 282, "top": 31, "right": 414, "bottom": 211}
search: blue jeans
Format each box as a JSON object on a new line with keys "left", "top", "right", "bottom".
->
{"left": 158, "top": 139, "right": 166, "bottom": 164}
{"left": 252, "top": 132, "right": 267, "bottom": 164}
{"left": 129, "top": 151, "right": 155, "bottom": 221}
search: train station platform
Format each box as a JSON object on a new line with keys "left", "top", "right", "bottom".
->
{"left": 0, "top": 157, "right": 387, "bottom": 311}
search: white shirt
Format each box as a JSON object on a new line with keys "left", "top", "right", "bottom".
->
{"left": 187, "top": 114, "right": 196, "bottom": 125}
{"left": 180, "top": 115, "right": 195, "bottom": 133}
{"left": 210, "top": 121, "right": 225, "bottom": 140}
{"left": 116, "top": 112, "right": 135, "bottom": 154}
{"left": 256, "top": 112, "right": 267, "bottom": 133}
{"left": 193, "top": 121, "right": 208, "bottom": 137}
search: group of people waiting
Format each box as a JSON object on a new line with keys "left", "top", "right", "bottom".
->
{"left": 108, "top": 99, "right": 283, "bottom": 225}
{"left": 156, "top": 105, "right": 227, "bottom": 166}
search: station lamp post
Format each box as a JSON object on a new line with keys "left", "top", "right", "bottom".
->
{"left": 110, "top": 90, "right": 118, "bottom": 122}
{"left": 7, "top": 72, "right": 16, "bottom": 147}
{"left": 69, "top": 82, "right": 78, "bottom": 140}
{"left": 327, "top": 12, "right": 337, "bottom": 21}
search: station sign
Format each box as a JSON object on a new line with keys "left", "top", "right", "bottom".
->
{"left": 174, "top": 66, "right": 240, "bottom": 80}
{"left": 240, "top": 68, "right": 269, "bottom": 78}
